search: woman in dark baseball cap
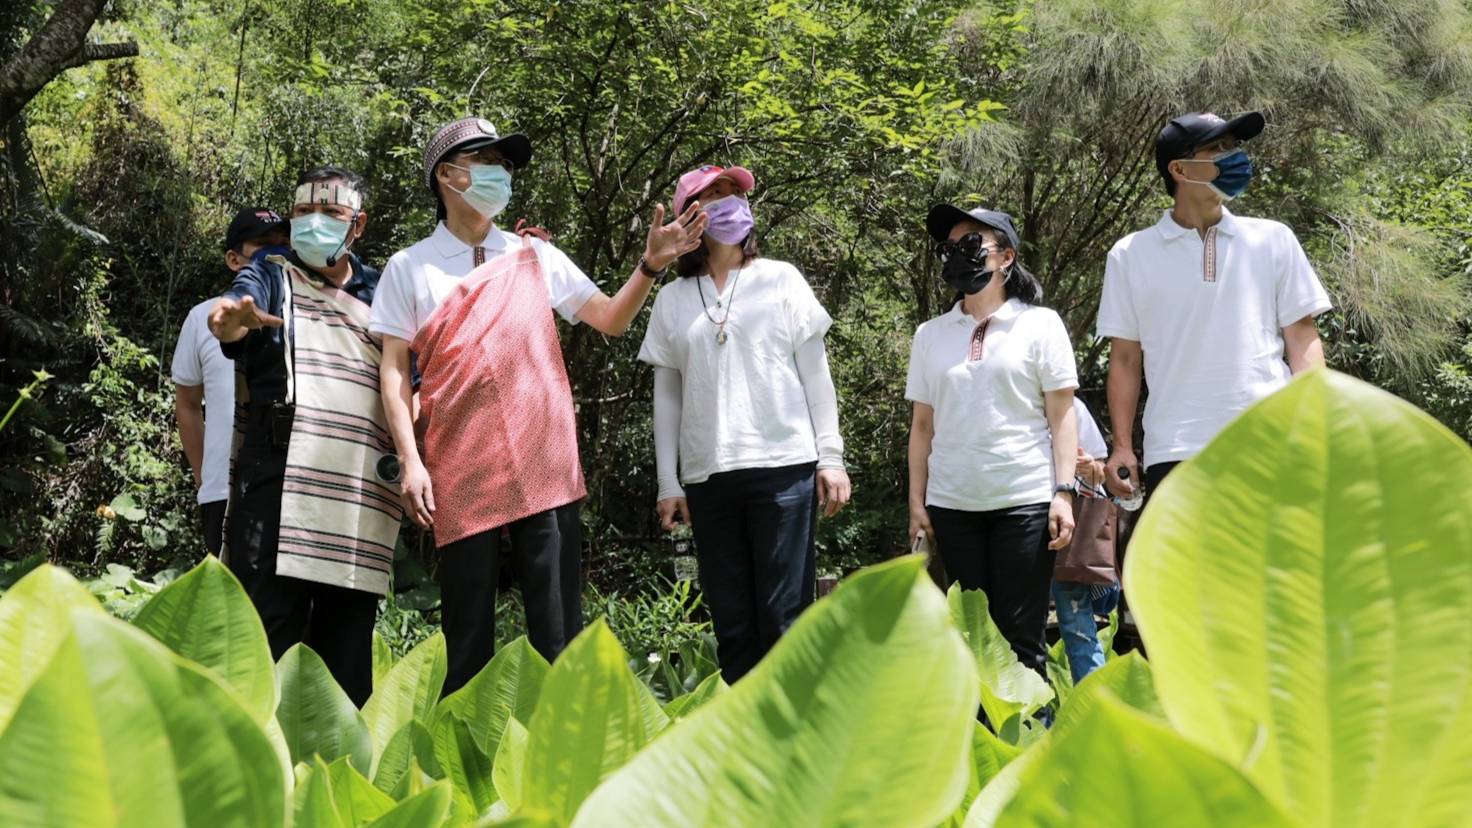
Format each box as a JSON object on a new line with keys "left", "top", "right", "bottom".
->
{"left": 906, "top": 203, "right": 1082, "bottom": 683}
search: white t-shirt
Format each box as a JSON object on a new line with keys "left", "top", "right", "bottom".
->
{"left": 171, "top": 300, "right": 236, "bottom": 504}
{"left": 370, "top": 222, "right": 600, "bottom": 340}
{"left": 637, "top": 258, "right": 832, "bottom": 486}
{"left": 1096, "top": 208, "right": 1332, "bottom": 467}
{"left": 906, "top": 298, "right": 1078, "bottom": 512}
{"left": 1074, "top": 397, "right": 1108, "bottom": 458}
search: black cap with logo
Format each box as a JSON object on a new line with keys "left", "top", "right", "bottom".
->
{"left": 224, "top": 207, "right": 286, "bottom": 252}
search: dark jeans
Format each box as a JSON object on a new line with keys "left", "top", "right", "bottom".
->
{"left": 684, "top": 462, "right": 817, "bottom": 685}
{"left": 225, "top": 454, "right": 378, "bottom": 707}
{"left": 928, "top": 502, "right": 1055, "bottom": 677}
{"left": 438, "top": 501, "right": 585, "bottom": 696}
{"left": 200, "top": 499, "right": 226, "bottom": 556}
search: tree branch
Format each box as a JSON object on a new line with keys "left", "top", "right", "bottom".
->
{"left": 60, "top": 41, "right": 139, "bottom": 71}
{"left": 0, "top": 0, "right": 138, "bottom": 125}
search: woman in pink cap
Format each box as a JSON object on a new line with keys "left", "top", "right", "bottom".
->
{"left": 637, "top": 164, "right": 851, "bottom": 683}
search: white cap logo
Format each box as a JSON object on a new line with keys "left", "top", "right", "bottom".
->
{"left": 1201, "top": 113, "right": 1226, "bottom": 125}
{"left": 476, "top": 118, "right": 497, "bottom": 136}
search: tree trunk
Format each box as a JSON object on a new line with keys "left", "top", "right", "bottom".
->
{"left": 0, "top": 0, "right": 138, "bottom": 127}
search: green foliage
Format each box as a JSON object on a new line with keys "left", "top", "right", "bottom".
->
{"left": 994, "top": 695, "right": 1296, "bottom": 828}
{"left": 1, "top": 370, "right": 1471, "bottom": 827}
{"left": 947, "top": 584, "right": 1053, "bottom": 733}
{"left": 133, "top": 556, "right": 277, "bottom": 722}
{"left": 277, "top": 645, "right": 376, "bottom": 774}
{"left": 1124, "top": 369, "right": 1472, "bottom": 825}
{"left": 574, "top": 557, "right": 980, "bottom": 828}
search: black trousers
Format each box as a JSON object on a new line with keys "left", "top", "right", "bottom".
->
{"left": 684, "top": 462, "right": 818, "bottom": 685}
{"left": 200, "top": 499, "right": 226, "bottom": 556}
{"left": 225, "top": 452, "right": 378, "bottom": 707}
{"left": 928, "top": 502, "right": 1055, "bottom": 677}
{"left": 438, "top": 501, "right": 585, "bottom": 696}
{"left": 1144, "top": 461, "right": 1180, "bottom": 501}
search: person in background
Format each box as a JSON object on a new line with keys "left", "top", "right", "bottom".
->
{"left": 907, "top": 204, "right": 1077, "bottom": 680}
{"left": 638, "top": 164, "right": 851, "bottom": 685}
{"left": 172, "top": 207, "right": 286, "bottom": 555}
{"left": 209, "top": 166, "right": 400, "bottom": 706}
{"left": 1051, "top": 396, "right": 1121, "bottom": 685}
{"left": 372, "top": 117, "right": 707, "bottom": 695}
{"left": 1098, "top": 111, "right": 1331, "bottom": 502}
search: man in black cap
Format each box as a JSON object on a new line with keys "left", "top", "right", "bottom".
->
{"left": 371, "top": 117, "right": 705, "bottom": 693}
{"left": 171, "top": 207, "right": 286, "bottom": 555}
{"left": 1096, "top": 111, "right": 1332, "bottom": 500}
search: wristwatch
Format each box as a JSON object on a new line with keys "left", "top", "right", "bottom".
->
{"left": 637, "top": 256, "right": 668, "bottom": 279}
{"left": 1053, "top": 482, "right": 1078, "bottom": 497}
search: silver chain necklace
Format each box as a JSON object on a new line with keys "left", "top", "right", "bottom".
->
{"left": 695, "top": 268, "right": 742, "bottom": 345}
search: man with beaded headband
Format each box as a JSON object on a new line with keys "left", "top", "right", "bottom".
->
{"left": 372, "top": 117, "right": 707, "bottom": 692}
{"left": 209, "top": 165, "right": 399, "bottom": 706}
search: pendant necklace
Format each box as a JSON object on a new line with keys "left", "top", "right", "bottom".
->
{"left": 696, "top": 267, "right": 742, "bottom": 345}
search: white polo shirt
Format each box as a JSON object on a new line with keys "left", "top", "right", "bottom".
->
{"left": 1096, "top": 208, "right": 1332, "bottom": 467}
{"left": 370, "top": 222, "right": 600, "bottom": 341}
{"left": 906, "top": 298, "right": 1078, "bottom": 512}
{"left": 637, "top": 258, "right": 831, "bottom": 486}
{"left": 170, "top": 300, "right": 235, "bottom": 504}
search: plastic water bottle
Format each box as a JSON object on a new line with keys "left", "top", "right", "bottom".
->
{"left": 1116, "top": 468, "right": 1145, "bottom": 512}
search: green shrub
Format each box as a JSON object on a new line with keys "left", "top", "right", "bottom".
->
{"left": 0, "top": 369, "right": 1469, "bottom": 828}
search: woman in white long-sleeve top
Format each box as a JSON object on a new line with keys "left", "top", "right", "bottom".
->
{"left": 637, "top": 164, "right": 852, "bottom": 684}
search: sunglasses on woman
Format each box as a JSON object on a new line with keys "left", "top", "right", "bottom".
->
{"left": 933, "top": 232, "right": 997, "bottom": 264}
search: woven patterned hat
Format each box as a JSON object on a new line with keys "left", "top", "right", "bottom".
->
{"left": 422, "top": 117, "right": 532, "bottom": 191}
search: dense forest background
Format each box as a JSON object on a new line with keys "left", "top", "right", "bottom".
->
{"left": 2, "top": 0, "right": 1470, "bottom": 603}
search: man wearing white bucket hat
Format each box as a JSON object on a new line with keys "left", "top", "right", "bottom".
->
{"left": 372, "top": 117, "right": 707, "bottom": 692}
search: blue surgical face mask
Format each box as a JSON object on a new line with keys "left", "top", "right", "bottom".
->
{"left": 1185, "top": 148, "right": 1254, "bottom": 201}
{"left": 290, "top": 212, "right": 353, "bottom": 269}
{"left": 446, "top": 163, "right": 512, "bottom": 218}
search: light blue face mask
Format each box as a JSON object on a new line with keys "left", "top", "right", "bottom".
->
{"left": 446, "top": 163, "right": 512, "bottom": 218}
{"left": 290, "top": 212, "right": 353, "bottom": 269}
{"left": 1185, "top": 148, "right": 1254, "bottom": 201}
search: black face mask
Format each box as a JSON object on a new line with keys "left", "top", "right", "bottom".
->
{"left": 941, "top": 253, "right": 1003, "bottom": 295}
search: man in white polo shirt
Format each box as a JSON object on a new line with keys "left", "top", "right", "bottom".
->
{"left": 1097, "top": 111, "right": 1332, "bottom": 499}
{"left": 372, "top": 117, "right": 705, "bottom": 692}
{"left": 172, "top": 207, "right": 286, "bottom": 554}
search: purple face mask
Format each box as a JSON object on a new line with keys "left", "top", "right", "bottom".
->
{"left": 701, "top": 195, "right": 755, "bottom": 245}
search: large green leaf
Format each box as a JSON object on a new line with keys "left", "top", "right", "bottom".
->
{"left": 435, "top": 636, "right": 548, "bottom": 757}
{"left": 1124, "top": 370, "right": 1472, "bottom": 826}
{"left": 492, "top": 717, "right": 530, "bottom": 811}
{"left": 372, "top": 632, "right": 394, "bottom": 689}
{"left": 662, "top": 671, "right": 727, "bottom": 720}
{"left": 132, "top": 556, "right": 277, "bottom": 723}
{"left": 434, "top": 709, "right": 499, "bottom": 818}
{"left": 293, "top": 756, "right": 397, "bottom": 827}
{"left": 947, "top": 585, "right": 1053, "bottom": 733}
{"left": 962, "top": 740, "right": 1044, "bottom": 828}
{"left": 276, "top": 644, "right": 374, "bottom": 773}
{"left": 362, "top": 782, "right": 452, "bottom": 828}
{"left": 0, "top": 565, "right": 100, "bottom": 732}
{"left": 372, "top": 720, "right": 437, "bottom": 797}
{"left": 571, "top": 556, "right": 980, "bottom": 828}
{"left": 1050, "top": 651, "right": 1163, "bottom": 737}
{"left": 520, "top": 619, "right": 657, "bottom": 824}
{"left": 362, "top": 632, "right": 446, "bottom": 775}
{"left": 0, "top": 611, "right": 286, "bottom": 827}
{"left": 994, "top": 696, "right": 1295, "bottom": 828}
{"left": 941, "top": 722, "right": 1025, "bottom": 828}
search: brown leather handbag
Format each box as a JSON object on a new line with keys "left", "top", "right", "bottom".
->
{"left": 1054, "top": 495, "right": 1118, "bottom": 584}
